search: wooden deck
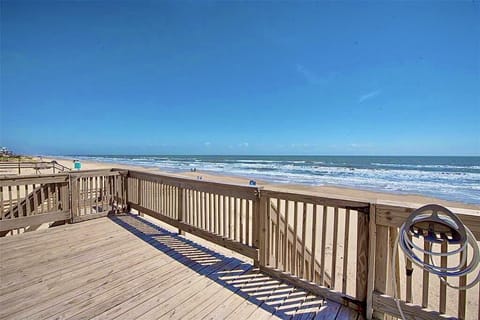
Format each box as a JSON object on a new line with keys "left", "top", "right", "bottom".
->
{"left": 0, "top": 214, "right": 362, "bottom": 320}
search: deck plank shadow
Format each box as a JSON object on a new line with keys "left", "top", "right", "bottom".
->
{"left": 0, "top": 214, "right": 361, "bottom": 320}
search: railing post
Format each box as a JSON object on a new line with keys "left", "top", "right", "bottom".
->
{"left": 254, "top": 188, "right": 267, "bottom": 267}
{"left": 371, "top": 205, "right": 389, "bottom": 320}
{"left": 122, "top": 172, "right": 129, "bottom": 213}
{"left": 63, "top": 176, "right": 71, "bottom": 222}
{"left": 177, "top": 186, "right": 185, "bottom": 235}
{"left": 366, "top": 203, "right": 376, "bottom": 319}
{"left": 356, "top": 206, "right": 370, "bottom": 304}
{"left": 137, "top": 178, "right": 143, "bottom": 217}
{"left": 68, "top": 174, "right": 77, "bottom": 222}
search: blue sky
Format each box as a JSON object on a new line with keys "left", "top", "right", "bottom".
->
{"left": 1, "top": 1, "right": 479, "bottom": 156}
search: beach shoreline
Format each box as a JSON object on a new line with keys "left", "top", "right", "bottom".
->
{"left": 32, "top": 155, "right": 480, "bottom": 211}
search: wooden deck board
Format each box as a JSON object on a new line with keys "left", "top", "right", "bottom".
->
{"left": 0, "top": 214, "right": 362, "bottom": 320}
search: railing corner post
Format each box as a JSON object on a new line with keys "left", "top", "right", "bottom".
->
{"left": 355, "top": 203, "right": 370, "bottom": 306}
{"left": 366, "top": 203, "right": 376, "bottom": 320}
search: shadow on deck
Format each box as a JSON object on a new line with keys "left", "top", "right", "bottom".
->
{"left": 110, "top": 213, "right": 361, "bottom": 320}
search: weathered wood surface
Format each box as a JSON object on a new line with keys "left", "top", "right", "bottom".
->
{"left": 0, "top": 215, "right": 360, "bottom": 320}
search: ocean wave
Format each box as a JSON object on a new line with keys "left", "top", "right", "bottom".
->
{"left": 69, "top": 155, "right": 480, "bottom": 205}
{"left": 371, "top": 162, "right": 480, "bottom": 170}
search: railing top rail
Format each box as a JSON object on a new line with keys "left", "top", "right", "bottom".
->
{"left": 261, "top": 188, "right": 370, "bottom": 211}
{"left": 375, "top": 202, "right": 480, "bottom": 239}
{"left": 0, "top": 160, "right": 71, "bottom": 171}
{"left": 0, "top": 174, "right": 69, "bottom": 186}
{"left": 127, "top": 169, "right": 259, "bottom": 200}
{"left": 70, "top": 168, "right": 127, "bottom": 178}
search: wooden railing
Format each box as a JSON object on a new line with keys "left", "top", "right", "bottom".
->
{"left": 1, "top": 168, "right": 479, "bottom": 319}
{"left": 70, "top": 170, "right": 127, "bottom": 222}
{"left": 0, "top": 160, "right": 70, "bottom": 175}
{"left": 0, "top": 169, "right": 126, "bottom": 234}
{"left": 257, "top": 189, "right": 370, "bottom": 310}
{"left": 367, "top": 203, "right": 480, "bottom": 320}
{"left": 126, "top": 170, "right": 260, "bottom": 260}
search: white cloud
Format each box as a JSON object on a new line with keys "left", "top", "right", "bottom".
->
{"left": 359, "top": 90, "right": 381, "bottom": 103}
{"left": 204, "top": 142, "right": 211, "bottom": 147}
{"left": 350, "top": 143, "right": 373, "bottom": 148}
{"left": 238, "top": 142, "right": 249, "bottom": 148}
{"left": 295, "top": 64, "right": 321, "bottom": 85}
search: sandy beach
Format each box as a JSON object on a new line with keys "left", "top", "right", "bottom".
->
{"left": 26, "top": 156, "right": 479, "bottom": 212}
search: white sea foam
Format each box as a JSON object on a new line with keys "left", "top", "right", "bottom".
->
{"left": 70, "top": 155, "right": 480, "bottom": 205}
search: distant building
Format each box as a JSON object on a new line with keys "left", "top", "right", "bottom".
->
{"left": 0, "top": 147, "right": 13, "bottom": 156}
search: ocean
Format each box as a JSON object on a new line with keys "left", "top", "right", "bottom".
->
{"left": 68, "top": 155, "right": 480, "bottom": 205}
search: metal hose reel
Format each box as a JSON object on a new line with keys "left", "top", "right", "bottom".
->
{"left": 392, "top": 204, "right": 480, "bottom": 319}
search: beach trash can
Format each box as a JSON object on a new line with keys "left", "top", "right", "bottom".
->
{"left": 74, "top": 160, "right": 81, "bottom": 170}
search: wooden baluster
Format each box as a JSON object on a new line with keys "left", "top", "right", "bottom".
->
{"left": 458, "top": 250, "right": 466, "bottom": 319}
{"left": 153, "top": 182, "right": 157, "bottom": 213}
{"left": 185, "top": 189, "right": 190, "bottom": 224}
{"left": 283, "top": 200, "right": 290, "bottom": 272}
{"left": 25, "top": 185, "right": 30, "bottom": 216}
{"left": 8, "top": 186, "right": 13, "bottom": 218}
{"left": 292, "top": 201, "right": 298, "bottom": 275}
{"left": 94, "top": 177, "right": 99, "bottom": 213}
{"left": 301, "top": 202, "right": 307, "bottom": 279}
{"left": 170, "top": 185, "right": 173, "bottom": 217}
{"left": 225, "top": 197, "right": 232, "bottom": 238}
{"left": 168, "top": 184, "right": 171, "bottom": 216}
{"left": 204, "top": 192, "right": 208, "bottom": 230}
{"left": 266, "top": 197, "right": 272, "bottom": 266}
{"left": 89, "top": 177, "right": 93, "bottom": 214}
{"left": 159, "top": 183, "right": 162, "bottom": 213}
{"left": 31, "top": 184, "right": 38, "bottom": 218}
{"left": 57, "top": 182, "right": 61, "bottom": 211}
{"left": 214, "top": 194, "right": 219, "bottom": 234}
{"left": 320, "top": 205, "right": 327, "bottom": 285}
{"left": 239, "top": 198, "right": 244, "bottom": 243}
{"left": 198, "top": 191, "right": 202, "bottom": 228}
{"left": 198, "top": 190, "right": 202, "bottom": 229}
{"left": 193, "top": 190, "right": 197, "bottom": 227}
{"left": 200, "top": 191, "right": 204, "bottom": 230}
{"left": 208, "top": 193, "right": 213, "bottom": 232}
{"left": 16, "top": 185, "right": 23, "bottom": 217}
{"left": 342, "top": 209, "right": 350, "bottom": 293}
{"left": 331, "top": 207, "right": 338, "bottom": 288}
{"left": 149, "top": 180, "right": 153, "bottom": 210}
{"left": 177, "top": 186, "right": 184, "bottom": 235}
{"left": 170, "top": 185, "right": 173, "bottom": 216}
{"left": 275, "top": 198, "right": 281, "bottom": 269}
{"left": 406, "top": 234, "right": 413, "bottom": 303}
{"left": 439, "top": 241, "right": 447, "bottom": 314}
{"left": 223, "top": 195, "right": 227, "bottom": 237}
{"left": 422, "top": 241, "right": 430, "bottom": 308}
{"left": 168, "top": 184, "right": 172, "bottom": 216}
{"left": 246, "top": 199, "right": 251, "bottom": 246}
{"left": 0, "top": 186, "right": 4, "bottom": 219}
{"left": 83, "top": 178, "right": 87, "bottom": 215}
{"left": 232, "top": 196, "right": 236, "bottom": 239}
{"left": 311, "top": 204, "right": 317, "bottom": 282}
{"left": 136, "top": 178, "right": 140, "bottom": 209}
